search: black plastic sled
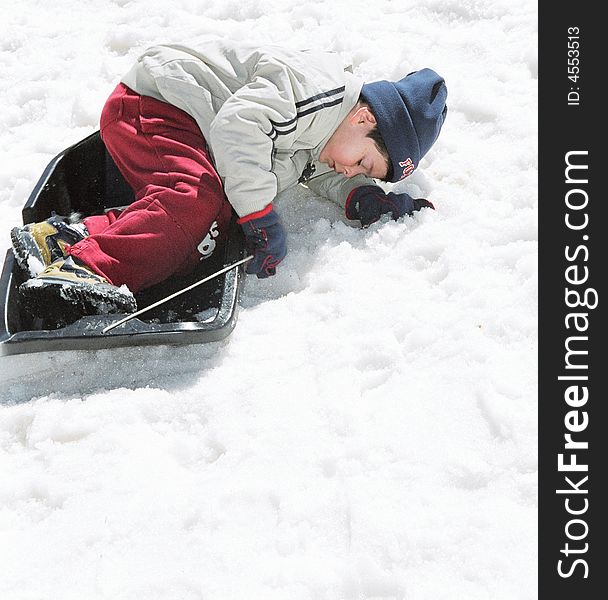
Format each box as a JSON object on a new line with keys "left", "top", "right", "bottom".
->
{"left": 0, "top": 131, "right": 247, "bottom": 357}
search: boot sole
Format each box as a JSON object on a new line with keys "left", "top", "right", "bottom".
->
{"left": 19, "top": 278, "right": 137, "bottom": 325}
{"left": 10, "top": 228, "right": 46, "bottom": 277}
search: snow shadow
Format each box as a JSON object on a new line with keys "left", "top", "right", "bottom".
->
{"left": 0, "top": 338, "right": 229, "bottom": 404}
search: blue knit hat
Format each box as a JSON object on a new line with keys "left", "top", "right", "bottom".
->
{"left": 361, "top": 69, "right": 447, "bottom": 183}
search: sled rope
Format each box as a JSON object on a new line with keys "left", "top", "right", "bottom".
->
{"left": 102, "top": 255, "right": 253, "bottom": 334}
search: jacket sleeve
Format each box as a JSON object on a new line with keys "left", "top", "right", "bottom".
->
{"left": 305, "top": 169, "right": 383, "bottom": 225}
{"left": 207, "top": 59, "right": 297, "bottom": 218}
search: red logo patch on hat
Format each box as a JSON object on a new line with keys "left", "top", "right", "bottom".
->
{"left": 399, "top": 158, "right": 415, "bottom": 180}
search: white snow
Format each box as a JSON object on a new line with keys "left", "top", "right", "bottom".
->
{"left": 0, "top": 1, "right": 537, "bottom": 599}
{"left": 26, "top": 255, "right": 44, "bottom": 276}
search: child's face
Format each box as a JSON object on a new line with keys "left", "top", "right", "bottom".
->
{"left": 319, "top": 105, "right": 389, "bottom": 180}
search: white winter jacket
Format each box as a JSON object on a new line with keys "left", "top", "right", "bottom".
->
{"left": 121, "top": 40, "right": 379, "bottom": 218}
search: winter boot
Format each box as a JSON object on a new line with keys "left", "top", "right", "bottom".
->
{"left": 11, "top": 214, "right": 88, "bottom": 277}
{"left": 19, "top": 256, "right": 137, "bottom": 323}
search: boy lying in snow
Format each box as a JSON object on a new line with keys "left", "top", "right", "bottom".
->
{"left": 12, "top": 40, "right": 447, "bottom": 319}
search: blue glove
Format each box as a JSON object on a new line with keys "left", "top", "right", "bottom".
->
{"left": 238, "top": 205, "right": 287, "bottom": 278}
{"left": 345, "top": 185, "right": 435, "bottom": 227}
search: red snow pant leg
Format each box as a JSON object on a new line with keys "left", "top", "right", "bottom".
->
{"left": 68, "top": 83, "right": 233, "bottom": 293}
{"left": 82, "top": 209, "right": 121, "bottom": 235}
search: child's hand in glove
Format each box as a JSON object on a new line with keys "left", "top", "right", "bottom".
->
{"left": 345, "top": 185, "right": 435, "bottom": 227}
{"left": 238, "top": 205, "right": 287, "bottom": 278}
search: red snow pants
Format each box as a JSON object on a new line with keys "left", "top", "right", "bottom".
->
{"left": 68, "top": 84, "right": 233, "bottom": 293}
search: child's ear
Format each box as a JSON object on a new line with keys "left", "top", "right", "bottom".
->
{"left": 364, "top": 106, "right": 377, "bottom": 126}
{"left": 352, "top": 105, "right": 377, "bottom": 126}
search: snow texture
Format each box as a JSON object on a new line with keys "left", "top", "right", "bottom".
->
{"left": 0, "top": 1, "right": 537, "bottom": 599}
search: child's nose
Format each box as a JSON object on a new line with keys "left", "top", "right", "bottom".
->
{"left": 342, "top": 165, "right": 361, "bottom": 178}
{"left": 334, "top": 163, "right": 348, "bottom": 176}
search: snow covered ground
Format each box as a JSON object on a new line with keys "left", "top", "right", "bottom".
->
{"left": 0, "top": 1, "right": 537, "bottom": 599}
